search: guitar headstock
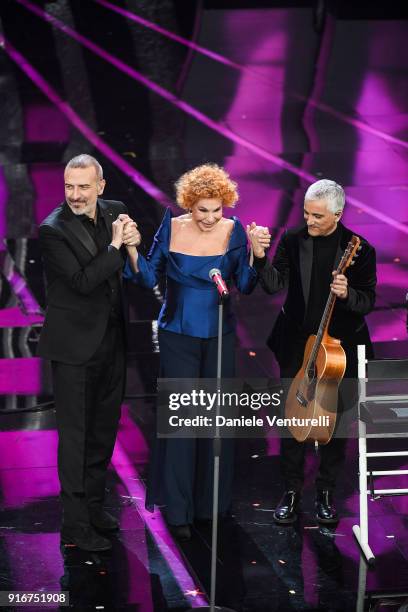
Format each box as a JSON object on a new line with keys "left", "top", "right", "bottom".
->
{"left": 337, "top": 235, "right": 361, "bottom": 274}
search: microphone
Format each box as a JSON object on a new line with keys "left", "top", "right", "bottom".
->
{"left": 209, "top": 268, "right": 229, "bottom": 298}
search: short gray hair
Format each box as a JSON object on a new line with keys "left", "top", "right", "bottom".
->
{"left": 65, "top": 154, "right": 103, "bottom": 180}
{"left": 304, "top": 179, "right": 345, "bottom": 214}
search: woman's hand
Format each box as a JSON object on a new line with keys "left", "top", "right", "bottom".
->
{"left": 246, "top": 221, "right": 271, "bottom": 258}
{"left": 123, "top": 221, "right": 141, "bottom": 248}
{"left": 119, "top": 214, "right": 142, "bottom": 248}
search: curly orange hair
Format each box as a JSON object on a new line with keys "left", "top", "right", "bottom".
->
{"left": 175, "top": 163, "right": 238, "bottom": 209}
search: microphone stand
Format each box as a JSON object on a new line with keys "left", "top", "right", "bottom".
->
{"left": 197, "top": 294, "right": 236, "bottom": 612}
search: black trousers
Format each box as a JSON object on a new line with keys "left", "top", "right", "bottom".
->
{"left": 146, "top": 329, "right": 235, "bottom": 526}
{"left": 52, "top": 320, "right": 125, "bottom": 527}
{"left": 279, "top": 338, "right": 351, "bottom": 493}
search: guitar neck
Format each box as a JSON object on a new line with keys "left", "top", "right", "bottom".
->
{"left": 304, "top": 234, "right": 360, "bottom": 375}
{"left": 306, "top": 291, "right": 337, "bottom": 371}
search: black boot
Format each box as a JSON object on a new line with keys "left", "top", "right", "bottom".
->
{"left": 169, "top": 524, "right": 191, "bottom": 541}
{"left": 273, "top": 490, "right": 300, "bottom": 524}
{"left": 90, "top": 509, "right": 120, "bottom": 533}
{"left": 61, "top": 525, "right": 112, "bottom": 551}
{"left": 315, "top": 490, "right": 339, "bottom": 524}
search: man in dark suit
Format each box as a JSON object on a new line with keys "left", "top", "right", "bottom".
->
{"left": 38, "top": 154, "right": 140, "bottom": 551}
{"left": 248, "top": 179, "right": 377, "bottom": 524}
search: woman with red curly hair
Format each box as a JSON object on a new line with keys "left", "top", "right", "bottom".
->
{"left": 125, "top": 163, "right": 270, "bottom": 540}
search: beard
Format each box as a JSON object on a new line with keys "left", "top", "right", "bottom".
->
{"left": 67, "top": 200, "right": 95, "bottom": 217}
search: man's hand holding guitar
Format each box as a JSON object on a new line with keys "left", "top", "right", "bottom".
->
{"left": 331, "top": 271, "right": 348, "bottom": 299}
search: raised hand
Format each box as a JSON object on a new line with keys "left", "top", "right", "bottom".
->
{"left": 110, "top": 217, "right": 125, "bottom": 250}
{"left": 116, "top": 213, "right": 141, "bottom": 250}
{"left": 246, "top": 221, "right": 271, "bottom": 258}
{"left": 122, "top": 219, "right": 141, "bottom": 248}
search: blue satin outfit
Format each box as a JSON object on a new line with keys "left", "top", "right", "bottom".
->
{"left": 124, "top": 208, "right": 257, "bottom": 524}
{"left": 124, "top": 208, "right": 257, "bottom": 337}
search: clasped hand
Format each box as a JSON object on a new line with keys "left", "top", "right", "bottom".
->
{"left": 246, "top": 221, "right": 271, "bottom": 258}
{"left": 111, "top": 214, "right": 141, "bottom": 250}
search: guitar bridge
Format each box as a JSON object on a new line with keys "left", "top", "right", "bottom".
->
{"left": 296, "top": 391, "right": 308, "bottom": 408}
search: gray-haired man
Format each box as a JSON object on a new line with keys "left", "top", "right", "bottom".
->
{"left": 248, "top": 179, "right": 377, "bottom": 524}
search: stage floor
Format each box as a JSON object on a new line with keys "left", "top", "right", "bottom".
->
{"left": 1, "top": 403, "right": 408, "bottom": 610}
{"left": 0, "top": 0, "right": 407, "bottom": 610}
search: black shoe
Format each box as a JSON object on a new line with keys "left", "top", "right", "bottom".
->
{"left": 61, "top": 525, "right": 112, "bottom": 551}
{"left": 273, "top": 490, "right": 300, "bottom": 524}
{"left": 90, "top": 510, "right": 119, "bottom": 533}
{"left": 315, "top": 490, "right": 339, "bottom": 524}
{"left": 169, "top": 524, "right": 191, "bottom": 541}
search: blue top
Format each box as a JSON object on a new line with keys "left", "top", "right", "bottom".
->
{"left": 124, "top": 209, "right": 257, "bottom": 338}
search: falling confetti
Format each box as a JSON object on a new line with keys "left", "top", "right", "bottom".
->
{"left": 184, "top": 589, "right": 205, "bottom": 597}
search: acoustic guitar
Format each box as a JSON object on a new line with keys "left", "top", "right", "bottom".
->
{"left": 284, "top": 235, "right": 361, "bottom": 444}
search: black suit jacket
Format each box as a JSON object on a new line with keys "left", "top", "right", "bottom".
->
{"left": 254, "top": 223, "right": 377, "bottom": 371}
{"left": 37, "top": 198, "right": 127, "bottom": 364}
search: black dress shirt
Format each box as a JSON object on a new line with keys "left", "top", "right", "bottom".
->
{"left": 303, "top": 225, "right": 341, "bottom": 335}
{"left": 78, "top": 205, "right": 123, "bottom": 322}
